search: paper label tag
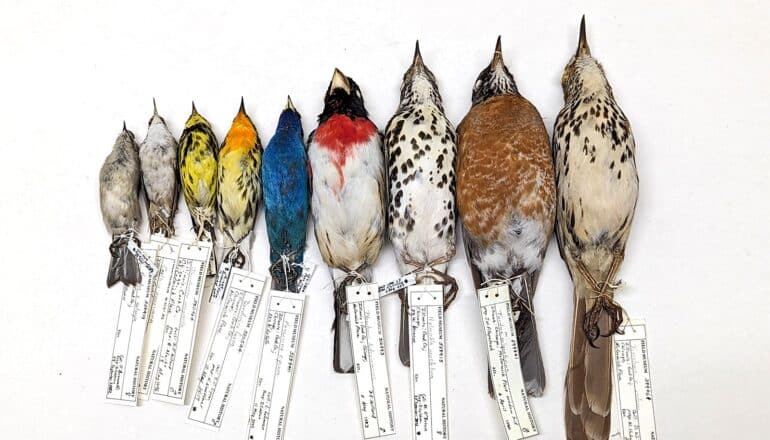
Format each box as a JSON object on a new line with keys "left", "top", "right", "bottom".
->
{"left": 138, "top": 236, "right": 181, "bottom": 400}
{"left": 188, "top": 269, "right": 268, "bottom": 430}
{"left": 246, "top": 290, "right": 306, "bottom": 440}
{"left": 209, "top": 259, "right": 234, "bottom": 303}
{"left": 295, "top": 262, "right": 316, "bottom": 294}
{"left": 346, "top": 284, "right": 397, "bottom": 439}
{"left": 106, "top": 243, "right": 158, "bottom": 406}
{"left": 408, "top": 284, "right": 449, "bottom": 440}
{"left": 378, "top": 273, "right": 417, "bottom": 298}
{"left": 150, "top": 240, "right": 213, "bottom": 405}
{"left": 127, "top": 239, "right": 158, "bottom": 273}
{"left": 478, "top": 285, "right": 538, "bottom": 439}
{"left": 611, "top": 321, "right": 658, "bottom": 440}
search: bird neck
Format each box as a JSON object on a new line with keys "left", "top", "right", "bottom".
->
{"left": 400, "top": 75, "right": 443, "bottom": 111}
{"left": 314, "top": 114, "right": 376, "bottom": 153}
{"left": 564, "top": 57, "right": 612, "bottom": 103}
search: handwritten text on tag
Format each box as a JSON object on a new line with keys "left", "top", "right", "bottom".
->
{"left": 378, "top": 273, "right": 417, "bottom": 298}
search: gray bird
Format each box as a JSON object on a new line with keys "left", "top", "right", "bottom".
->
{"left": 553, "top": 17, "right": 639, "bottom": 440}
{"left": 139, "top": 99, "right": 178, "bottom": 238}
{"left": 99, "top": 123, "right": 142, "bottom": 287}
{"left": 384, "top": 42, "right": 458, "bottom": 367}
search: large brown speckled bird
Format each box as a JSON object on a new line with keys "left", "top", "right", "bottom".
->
{"left": 553, "top": 17, "right": 639, "bottom": 440}
{"left": 457, "top": 37, "right": 556, "bottom": 397}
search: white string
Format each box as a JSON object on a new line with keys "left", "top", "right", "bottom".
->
{"left": 481, "top": 274, "right": 535, "bottom": 317}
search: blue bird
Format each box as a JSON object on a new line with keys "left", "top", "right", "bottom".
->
{"left": 262, "top": 96, "right": 310, "bottom": 292}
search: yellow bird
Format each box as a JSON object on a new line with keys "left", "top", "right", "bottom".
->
{"left": 217, "top": 98, "right": 262, "bottom": 265}
{"left": 179, "top": 102, "right": 219, "bottom": 241}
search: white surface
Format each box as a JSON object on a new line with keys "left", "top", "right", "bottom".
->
{"left": 0, "top": 1, "right": 769, "bottom": 439}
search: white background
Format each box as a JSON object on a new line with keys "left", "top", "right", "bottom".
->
{"left": 1, "top": 1, "right": 768, "bottom": 439}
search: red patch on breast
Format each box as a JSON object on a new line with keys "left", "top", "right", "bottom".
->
{"left": 314, "top": 115, "right": 377, "bottom": 189}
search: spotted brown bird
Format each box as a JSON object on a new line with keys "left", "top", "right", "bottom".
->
{"left": 384, "top": 42, "right": 458, "bottom": 366}
{"left": 457, "top": 37, "right": 556, "bottom": 397}
{"left": 553, "top": 17, "right": 639, "bottom": 440}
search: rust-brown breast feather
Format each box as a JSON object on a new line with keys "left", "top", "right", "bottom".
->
{"left": 457, "top": 95, "right": 555, "bottom": 244}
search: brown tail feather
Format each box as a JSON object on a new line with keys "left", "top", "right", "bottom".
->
{"left": 565, "top": 278, "right": 612, "bottom": 440}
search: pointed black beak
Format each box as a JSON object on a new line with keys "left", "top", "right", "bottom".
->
{"left": 491, "top": 35, "right": 504, "bottom": 69}
{"left": 329, "top": 68, "right": 351, "bottom": 95}
{"left": 285, "top": 95, "right": 296, "bottom": 111}
{"left": 577, "top": 15, "right": 591, "bottom": 56}
{"left": 191, "top": 101, "right": 198, "bottom": 115}
{"left": 152, "top": 98, "right": 158, "bottom": 116}
{"left": 412, "top": 40, "right": 424, "bottom": 68}
{"left": 122, "top": 120, "right": 127, "bottom": 131}
{"left": 239, "top": 96, "right": 246, "bottom": 113}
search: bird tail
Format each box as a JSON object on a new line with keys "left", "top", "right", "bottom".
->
{"left": 565, "top": 277, "right": 612, "bottom": 440}
{"left": 331, "top": 267, "right": 368, "bottom": 374}
{"left": 398, "top": 294, "right": 410, "bottom": 367}
{"left": 514, "top": 270, "right": 546, "bottom": 397}
{"left": 106, "top": 241, "right": 141, "bottom": 288}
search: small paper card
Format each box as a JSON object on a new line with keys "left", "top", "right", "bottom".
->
{"left": 408, "top": 284, "right": 449, "bottom": 440}
{"left": 188, "top": 269, "right": 268, "bottom": 430}
{"left": 138, "top": 236, "right": 181, "bottom": 400}
{"left": 209, "top": 258, "right": 234, "bottom": 303}
{"left": 478, "top": 285, "right": 538, "bottom": 440}
{"left": 378, "top": 273, "right": 417, "bottom": 298}
{"left": 150, "top": 240, "right": 212, "bottom": 405}
{"left": 246, "top": 290, "right": 306, "bottom": 440}
{"left": 346, "top": 284, "right": 397, "bottom": 439}
{"left": 611, "top": 321, "right": 658, "bottom": 440}
{"left": 106, "top": 243, "right": 157, "bottom": 406}
{"left": 295, "top": 262, "right": 316, "bottom": 294}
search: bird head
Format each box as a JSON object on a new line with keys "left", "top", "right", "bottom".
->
{"left": 318, "top": 68, "right": 368, "bottom": 123}
{"left": 115, "top": 121, "right": 136, "bottom": 151}
{"left": 185, "top": 101, "right": 212, "bottom": 129}
{"left": 560, "top": 16, "right": 610, "bottom": 101}
{"left": 399, "top": 41, "right": 443, "bottom": 109}
{"left": 471, "top": 36, "right": 518, "bottom": 105}
{"left": 278, "top": 95, "right": 304, "bottom": 140}
{"left": 147, "top": 98, "right": 167, "bottom": 127}
{"left": 224, "top": 98, "right": 258, "bottom": 148}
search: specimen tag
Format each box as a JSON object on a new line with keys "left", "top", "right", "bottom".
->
{"left": 478, "top": 285, "right": 538, "bottom": 440}
{"left": 188, "top": 269, "right": 268, "bottom": 430}
{"left": 295, "top": 262, "right": 316, "bottom": 294}
{"left": 106, "top": 243, "right": 158, "bottom": 406}
{"left": 138, "top": 236, "right": 181, "bottom": 400}
{"left": 346, "top": 283, "right": 397, "bottom": 439}
{"left": 126, "top": 238, "right": 158, "bottom": 273}
{"left": 209, "top": 258, "right": 234, "bottom": 303}
{"left": 150, "top": 240, "right": 212, "bottom": 405}
{"left": 610, "top": 321, "right": 658, "bottom": 440}
{"left": 246, "top": 290, "right": 306, "bottom": 440}
{"left": 378, "top": 273, "right": 417, "bottom": 298}
{"left": 408, "top": 284, "right": 449, "bottom": 440}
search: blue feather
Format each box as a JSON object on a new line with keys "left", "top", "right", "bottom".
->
{"left": 261, "top": 105, "right": 309, "bottom": 291}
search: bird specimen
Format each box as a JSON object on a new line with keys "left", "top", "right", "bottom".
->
{"left": 179, "top": 102, "right": 218, "bottom": 244}
{"left": 457, "top": 37, "right": 556, "bottom": 397}
{"left": 308, "top": 68, "right": 386, "bottom": 373}
{"left": 139, "top": 99, "right": 178, "bottom": 238}
{"left": 553, "top": 17, "right": 639, "bottom": 440}
{"left": 217, "top": 98, "right": 262, "bottom": 267}
{"left": 100, "top": 123, "right": 142, "bottom": 287}
{"left": 384, "top": 42, "right": 458, "bottom": 367}
{"left": 262, "top": 96, "right": 310, "bottom": 292}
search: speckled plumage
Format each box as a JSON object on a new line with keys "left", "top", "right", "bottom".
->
{"left": 308, "top": 69, "right": 386, "bottom": 373}
{"left": 553, "top": 18, "right": 639, "bottom": 440}
{"left": 384, "top": 42, "right": 457, "bottom": 366}
{"left": 217, "top": 99, "right": 262, "bottom": 265}
{"left": 139, "top": 100, "right": 178, "bottom": 237}
{"left": 457, "top": 37, "right": 556, "bottom": 397}
{"left": 99, "top": 124, "right": 142, "bottom": 287}
{"left": 263, "top": 97, "right": 309, "bottom": 292}
{"left": 179, "top": 103, "right": 219, "bottom": 241}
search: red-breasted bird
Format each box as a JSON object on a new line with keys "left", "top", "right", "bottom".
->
{"left": 457, "top": 37, "right": 556, "bottom": 397}
{"left": 99, "top": 123, "right": 142, "bottom": 287}
{"left": 553, "top": 17, "right": 639, "bottom": 440}
{"left": 308, "top": 68, "right": 386, "bottom": 373}
{"left": 139, "top": 99, "right": 178, "bottom": 238}
{"left": 384, "top": 42, "right": 457, "bottom": 366}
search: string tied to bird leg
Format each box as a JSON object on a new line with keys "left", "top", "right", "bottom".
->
{"left": 109, "top": 228, "right": 140, "bottom": 258}
{"left": 575, "top": 257, "right": 626, "bottom": 348}
{"left": 331, "top": 263, "right": 370, "bottom": 321}
{"left": 269, "top": 252, "right": 304, "bottom": 292}
{"left": 481, "top": 274, "right": 536, "bottom": 318}
{"left": 190, "top": 207, "right": 213, "bottom": 242}
{"left": 217, "top": 235, "right": 249, "bottom": 270}
{"left": 400, "top": 248, "right": 458, "bottom": 309}
{"left": 150, "top": 208, "right": 174, "bottom": 238}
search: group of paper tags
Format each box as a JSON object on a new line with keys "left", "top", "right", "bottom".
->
{"left": 105, "top": 237, "right": 656, "bottom": 440}
{"left": 105, "top": 233, "right": 312, "bottom": 440}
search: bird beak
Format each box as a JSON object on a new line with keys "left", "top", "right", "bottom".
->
{"left": 490, "top": 35, "right": 504, "bottom": 70}
{"left": 122, "top": 120, "right": 127, "bottom": 131}
{"left": 152, "top": 98, "right": 158, "bottom": 116}
{"left": 239, "top": 96, "right": 246, "bottom": 113}
{"left": 329, "top": 68, "right": 351, "bottom": 94}
{"left": 191, "top": 101, "right": 199, "bottom": 115}
{"left": 411, "top": 40, "right": 425, "bottom": 69}
{"left": 285, "top": 95, "right": 296, "bottom": 111}
{"left": 577, "top": 15, "right": 591, "bottom": 56}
